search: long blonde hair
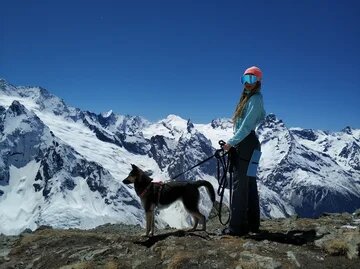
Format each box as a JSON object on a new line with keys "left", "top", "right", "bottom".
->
{"left": 232, "top": 81, "right": 261, "bottom": 122}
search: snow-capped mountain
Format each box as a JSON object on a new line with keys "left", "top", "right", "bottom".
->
{"left": 257, "top": 115, "right": 360, "bottom": 217}
{"left": 0, "top": 78, "right": 359, "bottom": 235}
{"left": 0, "top": 98, "right": 144, "bottom": 235}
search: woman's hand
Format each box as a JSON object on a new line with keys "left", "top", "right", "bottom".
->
{"left": 223, "top": 143, "right": 232, "bottom": 152}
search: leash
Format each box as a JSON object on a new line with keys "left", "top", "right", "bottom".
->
{"left": 171, "top": 149, "right": 223, "bottom": 180}
{"left": 170, "top": 140, "right": 234, "bottom": 226}
{"left": 215, "top": 140, "right": 233, "bottom": 226}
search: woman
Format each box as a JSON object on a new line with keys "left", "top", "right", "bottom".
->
{"left": 222, "top": 66, "right": 266, "bottom": 236}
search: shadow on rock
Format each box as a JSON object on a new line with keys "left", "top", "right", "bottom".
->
{"left": 249, "top": 229, "right": 321, "bottom": 245}
{"left": 134, "top": 230, "right": 209, "bottom": 248}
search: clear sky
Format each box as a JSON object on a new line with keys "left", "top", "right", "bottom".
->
{"left": 1, "top": 0, "right": 359, "bottom": 131}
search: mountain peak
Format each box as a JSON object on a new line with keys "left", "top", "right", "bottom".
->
{"left": 211, "top": 118, "right": 232, "bottom": 129}
{"left": 38, "top": 86, "right": 53, "bottom": 99}
{"left": 187, "top": 119, "right": 194, "bottom": 133}
{"left": 159, "top": 114, "right": 187, "bottom": 129}
{"left": 8, "top": 100, "right": 28, "bottom": 116}
{"left": 265, "top": 113, "right": 281, "bottom": 122}
{"left": 164, "top": 114, "right": 186, "bottom": 122}
{"left": 259, "top": 113, "right": 286, "bottom": 131}
{"left": 101, "top": 110, "right": 113, "bottom": 118}
{"left": 342, "top": 126, "right": 353, "bottom": 135}
{"left": 0, "top": 78, "right": 17, "bottom": 95}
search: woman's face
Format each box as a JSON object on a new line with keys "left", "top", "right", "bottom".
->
{"left": 244, "top": 82, "right": 257, "bottom": 91}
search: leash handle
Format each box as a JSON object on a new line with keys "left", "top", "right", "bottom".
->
{"left": 218, "top": 140, "right": 226, "bottom": 147}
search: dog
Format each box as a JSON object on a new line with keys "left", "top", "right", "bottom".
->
{"left": 123, "top": 164, "right": 215, "bottom": 236}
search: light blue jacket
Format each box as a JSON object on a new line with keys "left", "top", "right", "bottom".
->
{"left": 227, "top": 91, "right": 266, "bottom": 147}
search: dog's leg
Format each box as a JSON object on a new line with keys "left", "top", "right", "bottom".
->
{"left": 145, "top": 204, "right": 156, "bottom": 237}
{"left": 150, "top": 210, "right": 155, "bottom": 236}
{"left": 144, "top": 211, "right": 152, "bottom": 237}
{"left": 190, "top": 214, "right": 199, "bottom": 231}
{"left": 201, "top": 214, "right": 206, "bottom": 231}
{"left": 182, "top": 189, "right": 206, "bottom": 232}
{"left": 188, "top": 211, "right": 206, "bottom": 232}
{"left": 150, "top": 204, "right": 156, "bottom": 236}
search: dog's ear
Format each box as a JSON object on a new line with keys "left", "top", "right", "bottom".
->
{"left": 145, "top": 169, "right": 153, "bottom": 178}
{"left": 131, "top": 164, "right": 138, "bottom": 170}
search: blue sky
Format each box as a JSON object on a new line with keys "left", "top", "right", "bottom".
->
{"left": 1, "top": 0, "right": 359, "bottom": 131}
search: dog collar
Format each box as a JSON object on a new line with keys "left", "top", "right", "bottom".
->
{"left": 139, "top": 183, "right": 152, "bottom": 198}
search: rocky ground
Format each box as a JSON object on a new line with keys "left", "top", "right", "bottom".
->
{"left": 1, "top": 209, "right": 359, "bottom": 269}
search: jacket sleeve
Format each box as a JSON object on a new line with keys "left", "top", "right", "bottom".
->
{"left": 227, "top": 94, "right": 264, "bottom": 147}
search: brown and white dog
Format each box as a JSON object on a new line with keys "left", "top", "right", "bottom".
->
{"left": 123, "top": 164, "right": 215, "bottom": 236}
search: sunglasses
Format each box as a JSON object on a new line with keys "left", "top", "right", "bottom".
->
{"left": 241, "top": 74, "right": 258, "bottom": 85}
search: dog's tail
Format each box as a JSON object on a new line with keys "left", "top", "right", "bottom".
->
{"left": 194, "top": 180, "right": 215, "bottom": 203}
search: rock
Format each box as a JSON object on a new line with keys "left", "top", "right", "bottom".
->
{"left": 20, "top": 228, "right": 33, "bottom": 234}
{"left": 344, "top": 232, "right": 360, "bottom": 260}
{"left": 315, "top": 225, "right": 331, "bottom": 236}
{"left": 341, "top": 225, "right": 358, "bottom": 230}
{"left": 1, "top": 213, "right": 360, "bottom": 268}
{"left": 287, "top": 251, "right": 301, "bottom": 268}
{"left": 315, "top": 229, "right": 360, "bottom": 259}
{"left": 243, "top": 241, "right": 257, "bottom": 250}
{"left": 239, "top": 251, "right": 282, "bottom": 269}
{"left": 35, "top": 225, "right": 53, "bottom": 231}
{"left": 352, "top": 208, "right": 360, "bottom": 218}
{"left": 230, "top": 252, "right": 238, "bottom": 258}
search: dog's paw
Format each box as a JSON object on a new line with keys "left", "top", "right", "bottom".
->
{"left": 141, "top": 232, "right": 155, "bottom": 237}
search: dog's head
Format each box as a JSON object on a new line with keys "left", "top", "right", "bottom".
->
{"left": 123, "top": 164, "right": 154, "bottom": 185}
{"left": 123, "top": 164, "right": 140, "bottom": 185}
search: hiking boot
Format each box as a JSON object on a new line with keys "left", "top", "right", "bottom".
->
{"left": 221, "top": 227, "right": 249, "bottom": 237}
{"left": 249, "top": 227, "right": 260, "bottom": 233}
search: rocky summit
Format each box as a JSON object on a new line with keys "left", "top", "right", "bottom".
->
{"left": 1, "top": 210, "right": 359, "bottom": 269}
